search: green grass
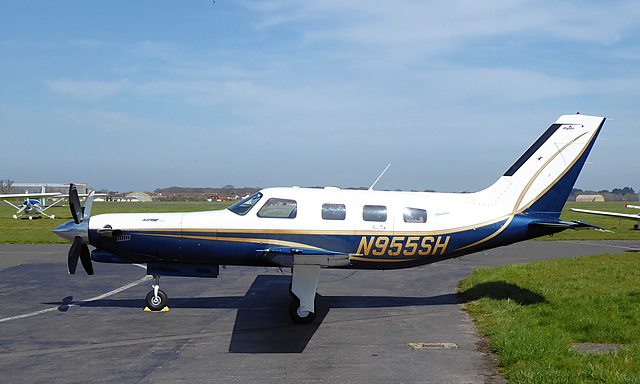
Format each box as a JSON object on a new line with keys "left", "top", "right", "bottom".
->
{"left": 0, "top": 201, "right": 230, "bottom": 243}
{"left": 458, "top": 253, "right": 640, "bottom": 383}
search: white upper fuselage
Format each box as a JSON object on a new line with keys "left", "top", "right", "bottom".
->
{"left": 89, "top": 187, "right": 506, "bottom": 238}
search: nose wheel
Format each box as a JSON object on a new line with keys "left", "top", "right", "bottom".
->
{"left": 145, "top": 275, "right": 168, "bottom": 311}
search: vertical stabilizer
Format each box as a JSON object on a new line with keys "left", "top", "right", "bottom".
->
{"left": 471, "top": 114, "right": 605, "bottom": 218}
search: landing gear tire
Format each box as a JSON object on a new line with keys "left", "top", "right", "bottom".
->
{"left": 145, "top": 289, "right": 168, "bottom": 311}
{"left": 288, "top": 297, "right": 317, "bottom": 324}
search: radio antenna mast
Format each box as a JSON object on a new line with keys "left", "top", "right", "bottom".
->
{"left": 369, "top": 164, "right": 391, "bottom": 191}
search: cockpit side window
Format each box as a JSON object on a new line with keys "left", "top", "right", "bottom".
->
{"left": 227, "top": 192, "right": 263, "bottom": 216}
{"left": 258, "top": 198, "right": 297, "bottom": 218}
{"left": 403, "top": 207, "right": 427, "bottom": 223}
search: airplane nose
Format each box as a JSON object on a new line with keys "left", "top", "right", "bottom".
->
{"left": 53, "top": 220, "right": 88, "bottom": 243}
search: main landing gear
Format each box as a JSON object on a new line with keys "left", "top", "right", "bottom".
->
{"left": 288, "top": 262, "right": 321, "bottom": 324}
{"left": 145, "top": 275, "right": 168, "bottom": 311}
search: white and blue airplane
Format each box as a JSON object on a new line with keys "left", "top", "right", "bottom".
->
{"left": 1, "top": 188, "right": 65, "bottom": 219}
{"left": 53, "top": 114, "right": 605, "bottom": 323}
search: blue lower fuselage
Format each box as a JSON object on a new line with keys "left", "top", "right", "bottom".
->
{"left": 88, "top": 213, "right": 560, "bottom": 270}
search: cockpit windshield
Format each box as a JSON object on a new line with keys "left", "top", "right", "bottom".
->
{"left": 227, "top": 192, "right": 263, "bottom": 215}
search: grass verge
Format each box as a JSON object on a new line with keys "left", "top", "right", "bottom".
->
{"left": 458, "top": 253, "right": 640, "bottom": 383}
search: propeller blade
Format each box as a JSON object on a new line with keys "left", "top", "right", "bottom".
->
{"left": 79, "top": 243, "right": 94, "bottom": 275}
{"left": 82, "top": 191, "right": 95, "bottom": 220}
{"left": 68, "top": 236, "right": 82, "bottom": 274}
{"left": 69, "top": 184, "right": 82, "bottom": 224}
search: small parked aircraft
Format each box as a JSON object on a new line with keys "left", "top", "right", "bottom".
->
{"left": 1, "top": 188, "right": 65, "bottom": 219}
{"left": 53, "top": 114, "right": 605, "bottom": 323}
{"left": 571, "top": 200, "right": 640, "bottom": 230}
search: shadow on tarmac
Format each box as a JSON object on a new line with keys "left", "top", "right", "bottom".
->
{"left": 43, "top": 274, "right": 460, "bottom": 353}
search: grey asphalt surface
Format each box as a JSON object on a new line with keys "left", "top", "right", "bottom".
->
{"left": 1, "top": 241, "right": 639, "bottom": 383}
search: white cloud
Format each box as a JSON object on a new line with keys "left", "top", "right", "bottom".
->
{"left": 246, "top": 1, "right": 640, "bottom": 52}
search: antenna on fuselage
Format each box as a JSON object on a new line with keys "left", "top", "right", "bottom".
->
{"left": 369, "top": 163, "right": 391, "bottom": 191}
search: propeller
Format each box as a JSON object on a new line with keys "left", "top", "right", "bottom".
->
{"left": 68, "top": 236, "right": 93, "bottom": 275}
{"left": 65, "top": 184, "right": 95, "bottom": 275}
{"left": 69, "top": 184, "right": 83, "bottom": 224}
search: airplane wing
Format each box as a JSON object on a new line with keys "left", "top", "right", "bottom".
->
{"left": 55, "top": 193, "right": 105, "bottom": 198}
{"left": 0, "top": 191, "right": 104, "bottom": 199}
{"left": 258, "top": 246, "right": 351, "bottom": 267}
{"left": 2, "top": 192, "right": 62, "bottom": 211}
{"left": 0, "top": 192, "right": 63, "bottom": 199}
{"left": 257, "top": 246, "right": 350, "bottom": 322}
{"left": 570, "top": 208, "right": 640, "bottom": 221}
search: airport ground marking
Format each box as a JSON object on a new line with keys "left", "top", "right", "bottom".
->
{"left": 0, "top": 274, "right": 152, "bottom": 324}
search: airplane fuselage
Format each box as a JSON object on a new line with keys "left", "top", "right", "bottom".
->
{"left": 86, "top": 187, "right": 558, "bottom": 270}
{"left": 22, "top": 199, "right": 43, "bottom": 214}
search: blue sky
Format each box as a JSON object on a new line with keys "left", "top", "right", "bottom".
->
{"left": 2, "top": 1, "right": 639, "bottom": 192}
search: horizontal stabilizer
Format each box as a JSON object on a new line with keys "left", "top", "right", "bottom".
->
{"left": 530, "top": 219, "right": 609, "bottom": 232}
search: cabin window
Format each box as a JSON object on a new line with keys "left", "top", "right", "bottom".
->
{"left": 257, "top": 198, "right": 297, "bottom": 218}
{"left": 322, "top": 203, "right": 346, "bottom": 220}
{"left": 362, "top": 205, "right": 387, "bottom": 222}
{"left": 403, "top": 207, "right": 427, "bottom": 223}
{"left": 227, "top": 192, "right": 263, "bottom": 216}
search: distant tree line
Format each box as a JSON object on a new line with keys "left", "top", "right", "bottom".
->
{"left": 154, "top": 185, "right": 260, "bottom": 196}
{"left": 150, "top": 185, "right": 260, "bottom": 201}
{"left": 0, "top": 179, "right": 13, "bottom": 194}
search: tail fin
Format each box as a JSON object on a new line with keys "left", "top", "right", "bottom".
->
{"left": 470, "top": 114, "right": 605, "bottom": 218}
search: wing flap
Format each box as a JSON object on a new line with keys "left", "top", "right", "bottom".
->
{"left": 259, "top": 246, "right": 351, "bottom": 267}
